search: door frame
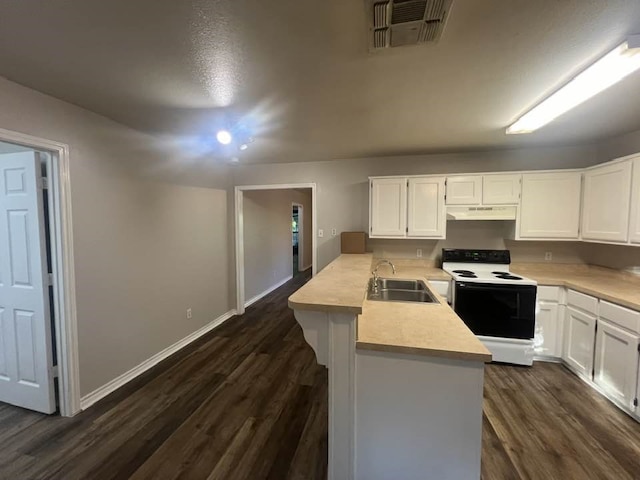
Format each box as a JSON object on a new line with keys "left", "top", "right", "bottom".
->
{"left": 0, "top": 127, "right": 80, "bottom": 416}
{"left": 234, "top": 183, "right": 317, "bottom": 315}
{"left": 292, "top": 202, "right": 304, "bottom": 273}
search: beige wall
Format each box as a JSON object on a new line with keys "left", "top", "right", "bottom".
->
{"left": 596, "top": 127, "right": 640, "bottom": 162}
{"left": 243, "top": 188, "right": 312, "bottom": 301}
{"left": 0, "top": 77, "right": 233, "bottom": 396}
{"left": 368, "top": 222, "right": 585, "bottom": 265}
{"left": 232, "top": 146, "right": 599, "bottom": 270}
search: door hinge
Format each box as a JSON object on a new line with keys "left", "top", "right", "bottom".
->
{"left": 406, "top": 227, "right": 408, "bottom": 233}
{"left": 52, "top": 365, "right": 59, "bottom": 378}
{"left": 40, "top": 177, "right": 49, "bottom": 190}
{"left": 637, "top": 343, "right": 640, "bottom": 353}
{"left": 48, "top": 273, "right": 54, "bottom": 286}
{"left": 634, "top": 398, "right": 638, "bottom": 407}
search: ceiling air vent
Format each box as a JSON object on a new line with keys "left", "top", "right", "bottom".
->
{"left": 368, "top": 0, "right": 452, "bottom": 50}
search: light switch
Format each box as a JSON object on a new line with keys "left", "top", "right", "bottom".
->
{"left": 318, "top": 229, "right": 324, "bottom": 238}
{"left": 332, "top": 228, "right": 337, "bottom": 236}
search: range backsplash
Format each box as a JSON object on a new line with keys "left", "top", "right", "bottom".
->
{"left": 367, "top": 221, "right": 585, "bottom": 266}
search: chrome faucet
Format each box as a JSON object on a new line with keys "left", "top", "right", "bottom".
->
{"left": 371, "top": 259, "right": 396, "bottom": 293}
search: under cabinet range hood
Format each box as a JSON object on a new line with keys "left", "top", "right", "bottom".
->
{"left": 446, "top": 206, "right": 517, "bottom": 221}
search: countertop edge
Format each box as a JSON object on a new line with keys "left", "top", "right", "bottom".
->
{"left": 287, "top": 299, "right": 363, "bottom": 315}
{"left": 356, "top": 341, "right": 492, "bottom": 363}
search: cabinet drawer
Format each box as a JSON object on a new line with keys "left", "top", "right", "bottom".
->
{"left": 599, "top": 301, "right": 640, "bottom": 334}
{"left": 567, "top": 290, "right": 598, "bottom": 315}
{"left": 537, "top": 286, "right": 561, "bottom": 302}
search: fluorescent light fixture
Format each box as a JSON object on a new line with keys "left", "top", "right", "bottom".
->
{"left": 239, "top": 143, "right": 248, "bottom": 151}
{"left": 216, "top": 129, "right": 232, "bottom": 144}
{"left": 507, "top": 35, "right": 640, "bottom": 134}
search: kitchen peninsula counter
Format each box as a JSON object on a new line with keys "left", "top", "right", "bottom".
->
{"left": 289, "top": 255, "right": 491, "bottom": 362}
{"left": 289, "top": 254, "right": 489, "bottom": 480}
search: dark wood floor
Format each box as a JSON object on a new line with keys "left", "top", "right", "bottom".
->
{"left": 1, "top": 271, "right": 639, "bottom": 480}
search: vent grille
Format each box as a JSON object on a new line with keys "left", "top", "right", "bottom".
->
{"left": 368, "top": 0, "right": 452, "bottom": 50}
{"left": 391, "top": 0, "right": 427, "bottom": 24}
{"left": 373, "top": 2, "right": 389, "bottom": 28}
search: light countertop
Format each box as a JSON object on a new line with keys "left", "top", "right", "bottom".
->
{"left": 512, "top": 263, "right": 640, "bottom": 311}
{"left": 288, "top": 255, "right": 492, "bottom": 362}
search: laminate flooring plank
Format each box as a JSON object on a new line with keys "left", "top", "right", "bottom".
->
{"left": 480, "top": 413, "right": 520, "bottom": 480}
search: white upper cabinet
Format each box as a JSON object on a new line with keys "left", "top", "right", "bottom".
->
{"left": 519, "top": 172, "right": 582, "bottom": 239}
{"left": 582, "top": 160, "right": 632, "bottom": 243}
{"left": 628, "top": 157, "right": 640, "bottom": 244}
{"left": 483, "top": 174, "right": 521, "bottom": 205}
{"left": 407, "top": 177, "right": 446, "bottom": 238}
{"left": 370, "top": 177, "right": 407, "bottom": 237}
{"left": 445, "top": 176, "right": 482, "bottom": 205}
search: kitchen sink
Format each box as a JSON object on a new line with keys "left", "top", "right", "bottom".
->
{"left": 377, "top": 278, "right": 427, "bottom": 291}
{"left": 367, "top": 278, "right": 439, "bottom": 304}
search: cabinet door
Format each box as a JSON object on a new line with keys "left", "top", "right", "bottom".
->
{"left": 483, "top": 174, "right": 521, "bottom": 205}
{"left": 582, "top": 160, "right": 632, "bottom": 243}
{"left": 519, "top": 172, "right": 582, "bottom": 239}
{"left": 407, "top": 177, "right": 446, "bottom": 238}
{"left": 534, "top": 301, "right": 561, "bottom": 358}
{"left": 628, "top": 157, "right": 640, "bottom": 244}
{"left": 445, "top": 176, "right": 482, "bottom": 205}
{"left": 594, "top": 319, "right": 640, "bottom": 409}
{"left": 563, "top": 306, "right": 597, "bottom": 379}
{"left": 370, "top": 178, "right": 407, "bottom": 237}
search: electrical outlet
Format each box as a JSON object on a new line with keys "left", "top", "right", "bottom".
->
{"left": 318, "top": 229, "right": 324, "bottom": 238}
{"left": 544, "top": 252, "right": 553, "bottom": 261}
{"left": 417, "top": 248, "right": 423, "bottom": 258}
{"left": 331, "top": 228, "right": 337, "bottom": 236}
{"left": 186, "top": 308, "right": 192, "bottom": 319}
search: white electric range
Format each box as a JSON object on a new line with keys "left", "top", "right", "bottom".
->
{"left": 442, "top": 248, "right": 538, "bottom": 366}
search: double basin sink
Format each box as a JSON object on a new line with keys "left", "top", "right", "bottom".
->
{"left": 367, "top": 278, "right": 439, "bottom": 304}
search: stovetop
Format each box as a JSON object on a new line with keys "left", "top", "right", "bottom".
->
{"left": 442, "top": 249, "right": 537, "bottom": 286}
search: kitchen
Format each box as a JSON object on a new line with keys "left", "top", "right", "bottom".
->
{"left": 288, "top": 151, "right": 640, "bottom": 479}
{"left": 1, "top": 1, "right": 640, "bottom": 479}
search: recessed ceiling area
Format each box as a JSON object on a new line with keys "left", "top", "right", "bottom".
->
{"left": 1, "top": 0, "right": 640, "bottom": 164}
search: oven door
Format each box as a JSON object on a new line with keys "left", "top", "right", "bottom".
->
{"left": 453, "top": 282, "right": 537, "bottom": 340}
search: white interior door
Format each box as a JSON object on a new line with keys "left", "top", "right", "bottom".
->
{"left": 0, "top": 152, "right": 56, "bottom": 414}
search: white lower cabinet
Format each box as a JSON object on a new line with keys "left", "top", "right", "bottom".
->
{"left": 563, "top": 305, "right": 597, "bottom": 380}
{"left": 534, "top": 301, "right": 561, "bottom": 358}
{"left": 594, "top": 319, "right": 640, "bottom": 409}
{"left": 428, "top": 280, "right": 451, "bottom": 303}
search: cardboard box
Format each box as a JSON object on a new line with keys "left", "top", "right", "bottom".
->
{"left": 341, "top": 232, "right": 366, "bottom": 254}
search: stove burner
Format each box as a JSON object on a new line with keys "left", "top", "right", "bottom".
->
{"left": 495, "top": 274, "right": 522, "bottom": 280}
{"left": 492, "top": 271, "right": 510, "bottom": 275}
{"left": 457, "top": 273, "right": 478, "bottom": 278}
{"left": 453, "top": 270, "right": 475, "bottom": 275}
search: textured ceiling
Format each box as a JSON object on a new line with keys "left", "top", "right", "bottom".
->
{"left": 1, "top": 0, "right": 640, "bottom": 164}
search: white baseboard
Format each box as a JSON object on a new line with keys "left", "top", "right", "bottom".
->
{"left": 300, "top": 264, "right": 312, "bottom": 272}
{"left": 244, "top": 275, "right": 293, "bottom": 308}
{"left": 80, "top": 308, "right": 237, "bottom": 411}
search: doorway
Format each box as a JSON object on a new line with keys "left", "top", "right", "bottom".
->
{"left": 235, "top": 184, "right": 317, "bottom": 315}
{"left": 292, "top": 203, "right": 303, "bottom": 276}
{"left": 0, "top": 130, "right": 79, "bottom": 417}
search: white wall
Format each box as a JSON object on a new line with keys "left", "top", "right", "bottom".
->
{"left": 0, "top": 76, "right": 233, "bottom": 396}
{"left": 243, "top": 188, "right": 312, "bottom": 302}
{"left": 232, "top": 145, "right": 598, "bottom": 270}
